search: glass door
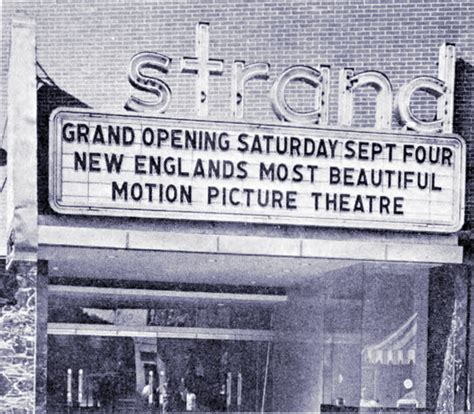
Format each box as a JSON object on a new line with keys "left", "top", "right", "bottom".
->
{"left": 47, "top": 335, "right": 271, "bottom": 413}
{"left": 47, "top": 284, "right": 279, "bottom": 412}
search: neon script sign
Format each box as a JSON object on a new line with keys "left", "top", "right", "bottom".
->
{"left": 125, "top": 22, "right": 455, "bottom": 134}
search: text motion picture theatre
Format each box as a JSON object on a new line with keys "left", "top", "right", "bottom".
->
{"left": 1, "top": 4, "right": 473, "bottom": 414}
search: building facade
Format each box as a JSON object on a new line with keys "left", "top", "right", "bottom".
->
{"left": 1, "top": 0, "right": 474, "bottom": 412}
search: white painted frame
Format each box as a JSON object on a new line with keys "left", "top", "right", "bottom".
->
{"left": 49, "top": 108, "right": 466, "bottom": 233}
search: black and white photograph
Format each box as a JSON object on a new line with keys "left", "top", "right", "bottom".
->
{"left": 0, "top": 0, "right": 473, "bottom": 412}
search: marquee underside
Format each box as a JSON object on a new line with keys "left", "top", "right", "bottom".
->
{"left": 38, "top": 224, "right": 458, "bottom": 288}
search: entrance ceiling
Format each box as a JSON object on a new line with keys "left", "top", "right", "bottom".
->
{"left": 40, "top": 245, "right": 361, "bottom": 288}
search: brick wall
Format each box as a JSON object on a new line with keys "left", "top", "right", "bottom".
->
{"left": 1, "top": 0, "right": 473, "bottom": 225}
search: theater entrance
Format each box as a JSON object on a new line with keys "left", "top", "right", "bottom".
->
{"left": 46, "top": 283, "right": 278, "bottom": 413}
{"left": 45, "top": 251, "right": 435, "bottom": 412}
{"left": 47, "top": 335, "right": 272, "bottom": 413}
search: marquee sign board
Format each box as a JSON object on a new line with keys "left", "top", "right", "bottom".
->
{"left": 49, "top": 109, "right": 465, "bottom": 233}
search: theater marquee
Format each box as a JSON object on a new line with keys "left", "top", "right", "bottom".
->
{"left": 49, "top": 109, "right": 465, "bottom": 233}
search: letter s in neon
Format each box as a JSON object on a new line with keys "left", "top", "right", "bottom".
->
{"left": 124, "top": 52, "right": 172, "bottom": 113}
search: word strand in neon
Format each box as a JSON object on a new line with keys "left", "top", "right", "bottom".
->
{"left": 125, "top": 22, "right": 455, "bottom": 134}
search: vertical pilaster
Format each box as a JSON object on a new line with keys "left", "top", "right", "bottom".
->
{"left": 0, "top": 13, "right": 40, "bottom": 413}
{"left": 427, "top": 265, "right": 470, "bottom": 412}
{"left": 0, "top": 262, "right": 37, "bottom": 412}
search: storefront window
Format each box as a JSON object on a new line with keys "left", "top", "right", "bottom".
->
{"left": 269, "top": 263, "right": 430, "bottom": 412}
{"left": 320, "top": 264, "right": 429, "bottom": 411}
